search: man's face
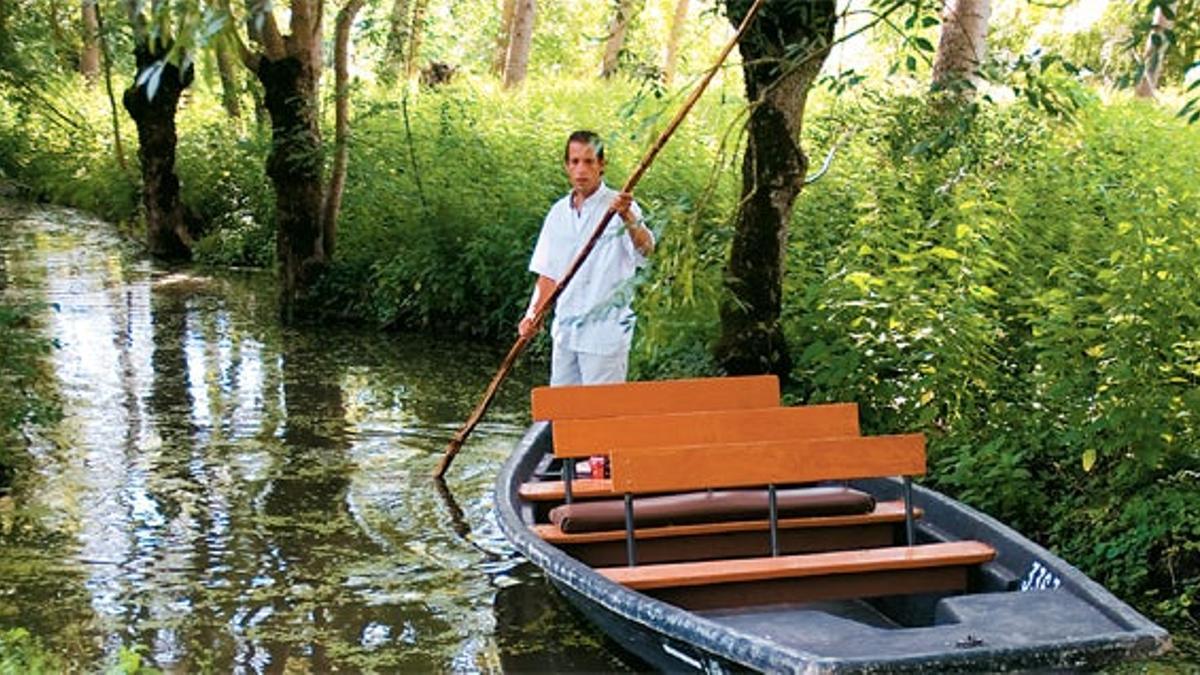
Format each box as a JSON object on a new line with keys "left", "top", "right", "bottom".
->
{"left": 564, "top": 141, "right": 605, "bottom": 196}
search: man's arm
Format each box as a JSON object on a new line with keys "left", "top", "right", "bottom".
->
{"left": 613, "top": 191, "right": 654, "bottom": 256}
{"left": 518, "top": 274, "right": 557, "bottom": 339}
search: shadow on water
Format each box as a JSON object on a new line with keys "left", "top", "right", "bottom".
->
{"left": 0, "top": 199, "right": 641, "bottom": 672}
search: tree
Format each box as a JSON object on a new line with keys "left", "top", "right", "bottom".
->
{"left": 222, "top": 0, "right": 361, "bottom": 320}
{"left": 492, "top": 0, "right": 516, "bottom": 76}
{"left": 121, "top": 0, "right": 196, "bottom": 260}
{"left": 503, "top": 0, "right": 535, "bottom": 88}
{"left": 600, "top": 0, "right": 641, "bottom": 78}
{"left": 80, "top": 0, "right": 99, "bottom": 83}
{"left": 931, "top": 0, "right": 991, "bottom": 98}
{"left": 662, "top": 0, "right": 688, "bottom": 87}
{"left": 714, "top": 0, "right": 837, "bottom": 379}
{"left": 1134, "top": 1, "right": 1176, "bottom": 97}
{"left": 382, "top": 0, "right": 412, "bottom": 81}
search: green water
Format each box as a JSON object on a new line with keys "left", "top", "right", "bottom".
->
{"left": 0, "top": 200, "right": 640, "bottom": 672}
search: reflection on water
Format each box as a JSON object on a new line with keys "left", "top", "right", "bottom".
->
{"left": 0, "top": 200, "right": 639, "bottom": 672}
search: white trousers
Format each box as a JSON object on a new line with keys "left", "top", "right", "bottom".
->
{"left": 550, "top": 342, "right": 629, "bottom": 386}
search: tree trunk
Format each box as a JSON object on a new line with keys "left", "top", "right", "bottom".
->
{"left": 323, "top": 0, "right": 365, "bottom": 261}
{"left": 931, "top": 0, "right": 990, "bottom": 98}
{"left": 714, "top": 0, "right": 837, "bottom": 380}
{"left": 405, "top": 0, "right": 428, "bottom": 78}
{"left": 80, "top": 0, "right": 100, "bottom": 83}
{"left": 600, "top": 0, "right": 639, "bottom": 78}
{"left": 663, "top": 0, "right": 688, "bottom": 87}
{"left": 256, "top": 54, "right": 325, "bottom": 322}
{"left": 492, "top": 0, "right": 516, "bottom": 76}
{"left": 503, "top": 0, "right": 535, "bottom": 88}
{"left": 215, "top": 38, "right": 242, "bottom": 117}
{"left": 122, "top": 40, "right": 193, "bottom": 260}
{"left": 1135, "top": 3, "right": 1175, "bottom": 98}
{"left": 382, "top": 0, "right": 412, "bottom": 81}
{"left": 231, "top": 0, "right": 328, "bottom": 322}
{"left": 95, "top": 1, "right": 127, "bottom": 170}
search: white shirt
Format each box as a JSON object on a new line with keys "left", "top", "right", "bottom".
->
{"left": 529, "top": 182, "right": 653, "bottom": 354}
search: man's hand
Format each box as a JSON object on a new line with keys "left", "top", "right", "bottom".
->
{"left": 518, "top": 312, "right": 543, "bottom": 339}
{"left": 613, "top": 191, "right": 635, "bottom": 225}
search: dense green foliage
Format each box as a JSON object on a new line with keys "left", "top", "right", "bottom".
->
{"left": 778, "top": 96, "right": 1200, "bottom": 630}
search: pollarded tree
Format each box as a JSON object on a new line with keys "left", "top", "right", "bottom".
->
{"left": 121, "top": 0, "right": 197, "bottom": 260}
{"left": 220, "top": 0, "right": 364, "bottom": 321}
{"left": 713, "top": 0, "right": 838, "bottom": 379}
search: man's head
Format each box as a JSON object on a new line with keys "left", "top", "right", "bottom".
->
{"left": 563, "top": 130, "right": 605, "bottom": 197}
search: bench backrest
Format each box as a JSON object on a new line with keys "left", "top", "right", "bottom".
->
{"left": 609, "top": 434, "right": 926, "bottom": 495}
{"left": 552, "top": 404, "right": 860, "bottom": 459}
{"left": 531, "top": 375, "right": 779, "bottom": 422}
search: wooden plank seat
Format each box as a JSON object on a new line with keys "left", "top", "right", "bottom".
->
{"left": 531, "top": 374, "right": 780, "bottom": 422}
{"left": 598, "top": 541, "right": 997, "bottom": 609}
{"left": 601, "top": 541, "right": 996, "bottom": 590}
{"left": 589, "top": 433, "right": 996, "bottom": 608}
{"left": 551, "top": 403, "right": 860, "bottom": 459}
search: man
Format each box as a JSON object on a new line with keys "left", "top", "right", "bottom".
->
{"left": 518, "top": 130, "right": 655, "bottom": 386}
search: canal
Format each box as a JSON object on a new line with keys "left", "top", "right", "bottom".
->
{"left": 0, "top": 198, "right": 641, "bottom": 672}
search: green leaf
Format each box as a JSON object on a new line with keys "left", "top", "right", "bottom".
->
{"left": 1082, "top": 449, "right": 1097, "bottom": 473}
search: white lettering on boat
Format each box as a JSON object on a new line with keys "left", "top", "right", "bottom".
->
{"left": 1019, "top": 560, "right": 1062, "bottom": 591}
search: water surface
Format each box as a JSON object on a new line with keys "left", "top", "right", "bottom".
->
{"left": 0, "top": 199, "right": 641, "bottom": 672}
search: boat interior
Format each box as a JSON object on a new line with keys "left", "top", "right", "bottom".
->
{"left": 511, "top": 375, "right": 1119, "bottom": 654}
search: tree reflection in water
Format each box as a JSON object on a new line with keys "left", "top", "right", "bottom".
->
{"left": 0, "top": 200, "right": 629, "bottom": 672}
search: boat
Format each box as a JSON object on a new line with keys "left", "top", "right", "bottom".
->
{"left": 493, "top": 375, "right": 1171, "bottom": 673}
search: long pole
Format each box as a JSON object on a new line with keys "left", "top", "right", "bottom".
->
{"left": 434, "top": 0, "right": 766, "bottom": 479}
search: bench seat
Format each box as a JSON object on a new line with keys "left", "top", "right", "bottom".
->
{"left": 600, "top": 540, "right": 996, "bottom": 592}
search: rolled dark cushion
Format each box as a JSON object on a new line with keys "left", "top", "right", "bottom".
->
{"left": 549, "top": 486, "right": 876, "bottom": 534}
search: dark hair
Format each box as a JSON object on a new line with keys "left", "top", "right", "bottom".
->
{"left": 564, "top": 130, "right": 605, "bottom": 162}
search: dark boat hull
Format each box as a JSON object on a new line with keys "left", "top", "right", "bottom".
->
{"left": 495, "top": 422, "right": 1171, "bottom": 673}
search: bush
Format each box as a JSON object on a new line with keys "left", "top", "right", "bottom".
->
{"left": 781, "top": 94, "right": 1200, "bottom": 630}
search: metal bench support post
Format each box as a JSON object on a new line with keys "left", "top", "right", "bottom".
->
{"left": 563, "top": 460, "right": 574, "bottom": 504}
{"left": 768, "top": 484, "right": 780, "bottom": 557}
{"left": 624, "top": 493, "right": 637, "bottom": 567}
{"left": 903, "top": 476, "right": 915, "bottom": 546}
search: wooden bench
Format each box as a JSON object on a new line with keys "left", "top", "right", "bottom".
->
{"left": 591, "top": 434, "right": 996, "bottom": 609}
